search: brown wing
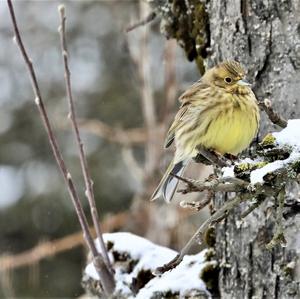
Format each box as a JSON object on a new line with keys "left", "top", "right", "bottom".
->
{"left": 164, "top": 80, "right": 210, "bottom": 148}
{"left": 179, "top": 79, "right": 205, "bottom": 103}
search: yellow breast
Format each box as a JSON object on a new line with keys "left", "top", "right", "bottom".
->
{"left": 173, "top": 90, "right": 260, "bottom": 163}
{"left": 199, "top": 94, "right": 259, "bottom": 155}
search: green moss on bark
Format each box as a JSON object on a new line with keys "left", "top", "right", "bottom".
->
{"left": 154, "top": 0, "right": 209, "bottom": 74}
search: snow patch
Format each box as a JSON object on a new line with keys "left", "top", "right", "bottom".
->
{"left": 136, "top": 252, "right": 210, "bottom": 299}
{"left": 273, "top": 119, "right": 300, "bottom": 149}
{"left": 222, "top": 165, "right": 234, "bottom": 177}
{"left": 251, "top": 120, "right": 300, "bottom": 184}
{"left": 250, "top": 152, "right": 300, "bottom": 184}
{"left": 85, "top": 232, "right": 211, "bottom": 298}
{"left": 222, "top": 158, "right": 257, "bottom": 178}
{"left": 221, "top": 120, "right": 300, "bottom": 184}
{"left": 250, "top": 159, "right": 285, "bottom": 184}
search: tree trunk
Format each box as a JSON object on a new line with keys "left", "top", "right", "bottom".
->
{"left": 153, "top": 0, "right": 300, "bottom": 297}
{"left": 206, "top": 1, "right": 300, "bottom": 298}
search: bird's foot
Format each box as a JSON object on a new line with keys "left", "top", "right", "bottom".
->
{"left": 194, "top": 147, "right": 232, "bottom": 167}
{"left": 224, "top": 153, "right": 238, "bottom": 161}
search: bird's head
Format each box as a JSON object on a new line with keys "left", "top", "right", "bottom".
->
{"left": 203, "top": 60, "right": 251, "bottom": 94}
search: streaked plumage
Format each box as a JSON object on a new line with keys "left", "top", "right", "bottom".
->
{"left": 151, "top": 60, "right": 260, "bottom": 202}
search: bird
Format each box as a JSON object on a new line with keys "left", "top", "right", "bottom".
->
{"left": 151, "top": 60, "right": 260, "bottom": 202}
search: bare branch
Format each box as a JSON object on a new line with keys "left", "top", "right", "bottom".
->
{"left": 180, "top": 196, "right": 211, "bottom": 211}
{"left": 0, "top": 211, "right": 129, "bottom": 272}
{"left": 58, "top": 5, "right": 113, "bottom": 276}
{"left": 155, "top": 195, "right": 243, "bottom": 274}
{"left": 258, "top": 98, "right": 287, "bottom": 128}
{"left": 173, "top": 173, "right": 248, "bottom": 194}
{"left": 7, "top": 0, "right": 114, "bottom": 294}
{"left": 126, "top": 10, "right": 157, "bottom": 32}
{"left": 157, "top": 137, "right": 300, "bottom": 273}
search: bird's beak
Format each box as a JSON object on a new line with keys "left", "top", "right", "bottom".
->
{"left": 237, "top": 79, "right": 251, "bottom": 86}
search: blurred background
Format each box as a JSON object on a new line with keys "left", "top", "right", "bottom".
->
{"left": 0, "top": 1, "right": 210, "bottom": 297}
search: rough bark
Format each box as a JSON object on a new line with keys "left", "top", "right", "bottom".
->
{"left": 206, "top": 1, "right": 300, "bottom": 298}
{"left": 152, "top": 0, "right": 300, "bottom": 298}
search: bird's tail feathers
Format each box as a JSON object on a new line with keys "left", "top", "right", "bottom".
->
{"left": 150, "top": 160, "right": 188, "bottom": 203}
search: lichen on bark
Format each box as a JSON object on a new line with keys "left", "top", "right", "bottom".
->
{"left": 150, "top": 0, "right": 210, "bottom": 74}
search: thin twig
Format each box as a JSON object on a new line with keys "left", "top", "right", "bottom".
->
{"left": 7, "top": 0, "right": 114, "bottom": 295}
{"left": 258, "top": 98, "right": 287, "bottom": 128}
{"left": 58, "top": 5, "right": 113, "bottom": 275}
{"left": 1, "top": 206, "right": 196, "bottom": 272}
{"left": 126, "top": 11, "right": 156, "bottom": 32}
{"left": 0, "top": 211, "right": 129, "bottom": 272}
{"left": 172, "top": 173, "right": 248, "bottom": 194}
{"left": 180, "top": 196, "right": 211, "bottom": 211}
{"left": 170, "top": 173, "right": 197, "bottom": 188}
{"left": 155, "top": 194, "right": 243, "bottom": 274}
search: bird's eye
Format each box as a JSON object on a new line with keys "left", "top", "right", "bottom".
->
{"left": 224, "top": 77, "right": 232, "bottom": 83}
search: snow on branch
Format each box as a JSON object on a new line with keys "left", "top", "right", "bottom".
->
{"left": 84, "top": 232, "right": 214, "bottom": 299}
{"left": 157, "top": 119, "right": 300, "bottom": 273}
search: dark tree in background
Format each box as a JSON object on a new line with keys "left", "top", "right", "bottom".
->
{"left": 152, "top": 0, "right": 300, "bottom": 298}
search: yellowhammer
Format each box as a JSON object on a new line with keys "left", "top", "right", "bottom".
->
{"left": 151, "top": 60, "right": 260, "bottom": 202}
